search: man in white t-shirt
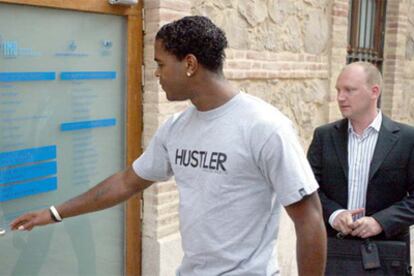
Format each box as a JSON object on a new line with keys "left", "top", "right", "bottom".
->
{"left": 11, "top": 16, "right": 326, "bottom": 275}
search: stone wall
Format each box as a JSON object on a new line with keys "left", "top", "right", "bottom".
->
{"left": 193, "top": 0, "right": 333, "bottom": 142}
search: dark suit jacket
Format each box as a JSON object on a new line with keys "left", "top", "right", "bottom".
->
{"left": 307, "top": 115, "right": 414, "bottom": 241}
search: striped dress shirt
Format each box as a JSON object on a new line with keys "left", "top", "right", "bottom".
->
{"left": 329, "top": 111, "right": 382, "bottom": 225}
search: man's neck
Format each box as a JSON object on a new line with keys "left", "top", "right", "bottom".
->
{"left": 349, "top": 110, "right": 379, "bottom": 135}
{"left": 190, "top": 75, "right": 238, "bottom": 111}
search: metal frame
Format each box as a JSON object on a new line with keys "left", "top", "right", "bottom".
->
{"left": 347, "top": 0, "right": 387, "bottom": 70}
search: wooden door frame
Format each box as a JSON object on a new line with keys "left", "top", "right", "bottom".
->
{"left": 0, "top": 1, "right": 143, "bottom": 275}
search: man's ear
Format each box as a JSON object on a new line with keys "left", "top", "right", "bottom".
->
{"left": 371, "top": 84, "right": 381, "bottom": 99}
{"left": 184, "top": 54, "right": 198, "bottom": 77}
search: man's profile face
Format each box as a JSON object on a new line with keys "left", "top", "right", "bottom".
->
{"left": 335, "top": 65, "right": 374, "bottom": 120}
{"left": 153, "top": 39, "right": 189, "bottom": 101}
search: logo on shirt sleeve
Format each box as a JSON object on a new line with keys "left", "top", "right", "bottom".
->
{"left": 298, "top": 188, "right": 307, "bottom": 197}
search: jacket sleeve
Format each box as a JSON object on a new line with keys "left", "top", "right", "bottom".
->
{"left": 307, "top": 128, "right": 344, "bottom": 225}
{"left": 372, "top": 145, "right": 414, "bottom": 238}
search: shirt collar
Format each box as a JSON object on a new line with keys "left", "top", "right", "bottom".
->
{"left": 348, "top": 110, "right": 382, "bottom": 134}
{"left": 370, "top": 110, "right": 382, "bottom": 132}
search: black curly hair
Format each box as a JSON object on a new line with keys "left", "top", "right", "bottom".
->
{"left": 155, "top": 16, "right": 228, "bottom": 73}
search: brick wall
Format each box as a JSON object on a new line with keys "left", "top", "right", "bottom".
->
{"left": 327, "top": 0, "right": 349, "bottom": 122}
{"left": 382, "top": 0, "right": 409, "bottom": 121}
{"left": 404, "top": 0, "right": 414, "bottom": 124}
{"left": 142, "top": 1, "right": 190, "bottom": 275}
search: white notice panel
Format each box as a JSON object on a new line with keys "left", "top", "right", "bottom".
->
{"left": 0, "top": 3, "right": 126, "bottom": 275}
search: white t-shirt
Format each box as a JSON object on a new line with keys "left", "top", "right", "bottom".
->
{"left": 133, "top": 92, "right": 318, "bottom": 276}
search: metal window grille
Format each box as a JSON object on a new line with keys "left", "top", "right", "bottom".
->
{"left": 347, "top": 0, "right": 387, "bottom": 70}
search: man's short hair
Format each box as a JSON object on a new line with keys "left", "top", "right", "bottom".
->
{"left": 155, "top": 16, "right": 228, "bottom": 73}
{"left": 347, "top": 61, "right": 383, "bottom": 88}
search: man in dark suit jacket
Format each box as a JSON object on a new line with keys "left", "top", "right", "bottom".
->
{"left": 308, "top": 61, "right": 414, "bottom": 274}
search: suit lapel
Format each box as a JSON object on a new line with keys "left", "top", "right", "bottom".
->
{"left": 369, "top": 116, "right": 400, "bottom": 180}
{"left": 331, "top": 119, "right": 349, "bottom": 180}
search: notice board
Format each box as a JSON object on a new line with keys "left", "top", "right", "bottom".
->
{"left": 0, "top": 3, "right": 127, "bottom": 275}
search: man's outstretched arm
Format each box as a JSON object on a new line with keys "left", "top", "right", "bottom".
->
{"left": 285, "top": 192, "right": 327, "bottom": 276}
{"left": 10, "top": 166, "right": 153, "bottom": 231}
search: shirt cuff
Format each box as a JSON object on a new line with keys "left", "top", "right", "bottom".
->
{"left": 329, "top": 209, "right": 347, "bottom": 227}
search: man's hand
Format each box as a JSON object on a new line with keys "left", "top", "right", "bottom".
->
{"left": 10, "top": 167, "right": 152, "bottom": 232}
{"left": 10, "top": 209, "right": 54, "bottom": 231}
{"left": 332, "top": 208, "right": 364, "bottom": 235}
{"left": 351, "top": 216, "right": 383, "bottom": 238}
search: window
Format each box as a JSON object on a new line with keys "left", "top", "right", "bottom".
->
{"left": 347, "top": 0, "right": 387, "bottom": 70}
